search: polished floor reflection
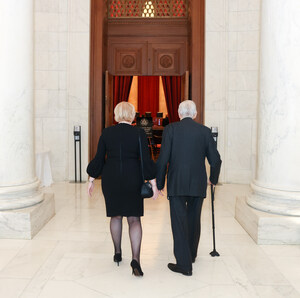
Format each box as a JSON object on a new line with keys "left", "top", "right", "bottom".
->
{"left": 0, "top": 182, "right": 299, "bottom": 298}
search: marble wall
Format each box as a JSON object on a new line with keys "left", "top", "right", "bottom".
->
{"left": 34, "top": 0, "right": 90, "bottom": 181}
{"left": 34, "top": 0, "right": 261, "bottom": 184}
{"left": 66, "top": 0, "right": 90, "bottom": 182}
{"left": 205, "top": 0, "right": 261, "bottom": 183}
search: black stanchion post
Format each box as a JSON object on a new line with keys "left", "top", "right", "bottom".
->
{"left": 73, "top": 126, "right": 81, "bottom": 183}
{"left": 211, "top": 126, "right": 218, "bottom": 147}
{"left": 79, "top": 133, "right": 82, "bottom": 182}
{"left": 74, "top": 138, "right": 77, "bottom": 182}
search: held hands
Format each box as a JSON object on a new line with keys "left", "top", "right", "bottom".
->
{"left": 158, "top": 188, "right": 165, "bottom": 197}
{"left": 149, "top": 179, "right": 165, "bottom": 199}
{"left": 208, "top": 179, "right": 216, "bottom": 186}
{"left": 152, "top": 185, "right": 159, "bottom": 200}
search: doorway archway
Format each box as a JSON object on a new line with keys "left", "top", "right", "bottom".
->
{"left": 89, "top": 0, "right": 205, "bottom": 159}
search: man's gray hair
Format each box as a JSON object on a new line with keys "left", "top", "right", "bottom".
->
{"left": 178, "top": 100, "right": 197, "bottom": 119}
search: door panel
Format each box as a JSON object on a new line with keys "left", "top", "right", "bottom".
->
{"left": 107, "top": 39, "right": 148, "bottom": 75}
{"left": 105, "top": 71, "right": 114, "bottom": 128}
{"left": 107, "top": 37, "right": 187, "bottom": 76}
{"left": 149, "top": 41, "right": 187, "bottom": 76}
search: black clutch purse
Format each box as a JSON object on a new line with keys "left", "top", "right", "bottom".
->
{"left": 141, "top": 181, "right": 153, "bottom": 199}
{"left": 139, "top": 134, "right": 153, "bottom": 199}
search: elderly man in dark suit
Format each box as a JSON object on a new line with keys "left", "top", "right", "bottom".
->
{"left": 156, "top": 100, "right": 222, "bottom": 276}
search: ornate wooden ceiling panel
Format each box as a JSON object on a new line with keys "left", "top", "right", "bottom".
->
{"left": 108, "top": 0, "right": 188, "bottom": 18}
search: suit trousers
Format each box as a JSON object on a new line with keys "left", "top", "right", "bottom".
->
{"left": 169, "top": 196, "right": 204, "bottom": 272}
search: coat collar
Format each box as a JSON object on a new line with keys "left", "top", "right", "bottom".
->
{"left": 180, "top": 117, "right": 193, "bottom": 122}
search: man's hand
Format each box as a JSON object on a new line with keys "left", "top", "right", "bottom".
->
{"left": 158, "top": 187, "right": 165, "bottom": 197}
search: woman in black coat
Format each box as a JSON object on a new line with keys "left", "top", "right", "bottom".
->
{"left": 87, "top": 102, "right": 158, "bottom": 277}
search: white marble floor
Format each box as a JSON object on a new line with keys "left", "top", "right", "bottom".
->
{"left": 0, "top": 182, "right": 299, "bottom": 298}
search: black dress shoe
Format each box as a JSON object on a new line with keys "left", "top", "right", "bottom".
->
{"left": 167, "top": 263, "right": 192, "bottom": 276}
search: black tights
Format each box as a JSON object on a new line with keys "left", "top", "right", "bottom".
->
{"left": 110, "top": 216, "right": 123, "bottom": 254}
{"left": 110, "top": 216, "right": 142, "bottom": 262}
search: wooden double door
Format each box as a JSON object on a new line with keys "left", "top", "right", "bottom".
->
{"left": 108, "top": 37, "right": 188, "bottom": 76}
{"left": 89, "top": 0, "right": 205, "bottom": 159}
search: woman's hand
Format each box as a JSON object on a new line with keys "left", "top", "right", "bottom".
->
{"left": 88, "top": 177, "right": 95, "bottom": 197}
{"left": 150, "top": 179, "right": 159, "bottom": 200}
{"left": 152, "top": 185, "right": 159, "bottom": 200}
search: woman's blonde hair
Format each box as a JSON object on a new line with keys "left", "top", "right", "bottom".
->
{"left": 114, "top": 101, "right": 136, "bottom": 123}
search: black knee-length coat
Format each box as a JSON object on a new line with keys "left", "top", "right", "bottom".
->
{"left": 87, "top": 123, "right": 156, "bottom": 217}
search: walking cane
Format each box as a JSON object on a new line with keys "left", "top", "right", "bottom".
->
{"left": 210, "top": 184, "right": 220, "bottom": 257}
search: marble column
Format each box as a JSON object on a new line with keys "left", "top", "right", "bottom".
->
{"left": 235, "top": 0, "right": 300, "bottom": 244}
{"left": 0, "top": 0, "right": 55, "bottom": 238}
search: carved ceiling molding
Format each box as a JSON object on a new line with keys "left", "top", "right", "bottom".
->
{"left": 107, "top": 18, "right": 189, "bottom": 26}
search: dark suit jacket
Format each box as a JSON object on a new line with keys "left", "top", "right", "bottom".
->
{"left": 156, "top": 118, "right": 222, "bottom": 198}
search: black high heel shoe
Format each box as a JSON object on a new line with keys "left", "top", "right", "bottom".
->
{"left": 130, "top": 260, "right": 144, "bottom": 276}
{"left": 113, "top": 253, "right": 122, "bottom": 266}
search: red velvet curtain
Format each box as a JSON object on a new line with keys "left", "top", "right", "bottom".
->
{"left": 138, "top": 76, "right": 159, "bottom": 116}
{"left": 113, "top": 76, "right": 133, "bottom": 107}
{"left": 161, "top": 76, "right": 181, "bottom": 123}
